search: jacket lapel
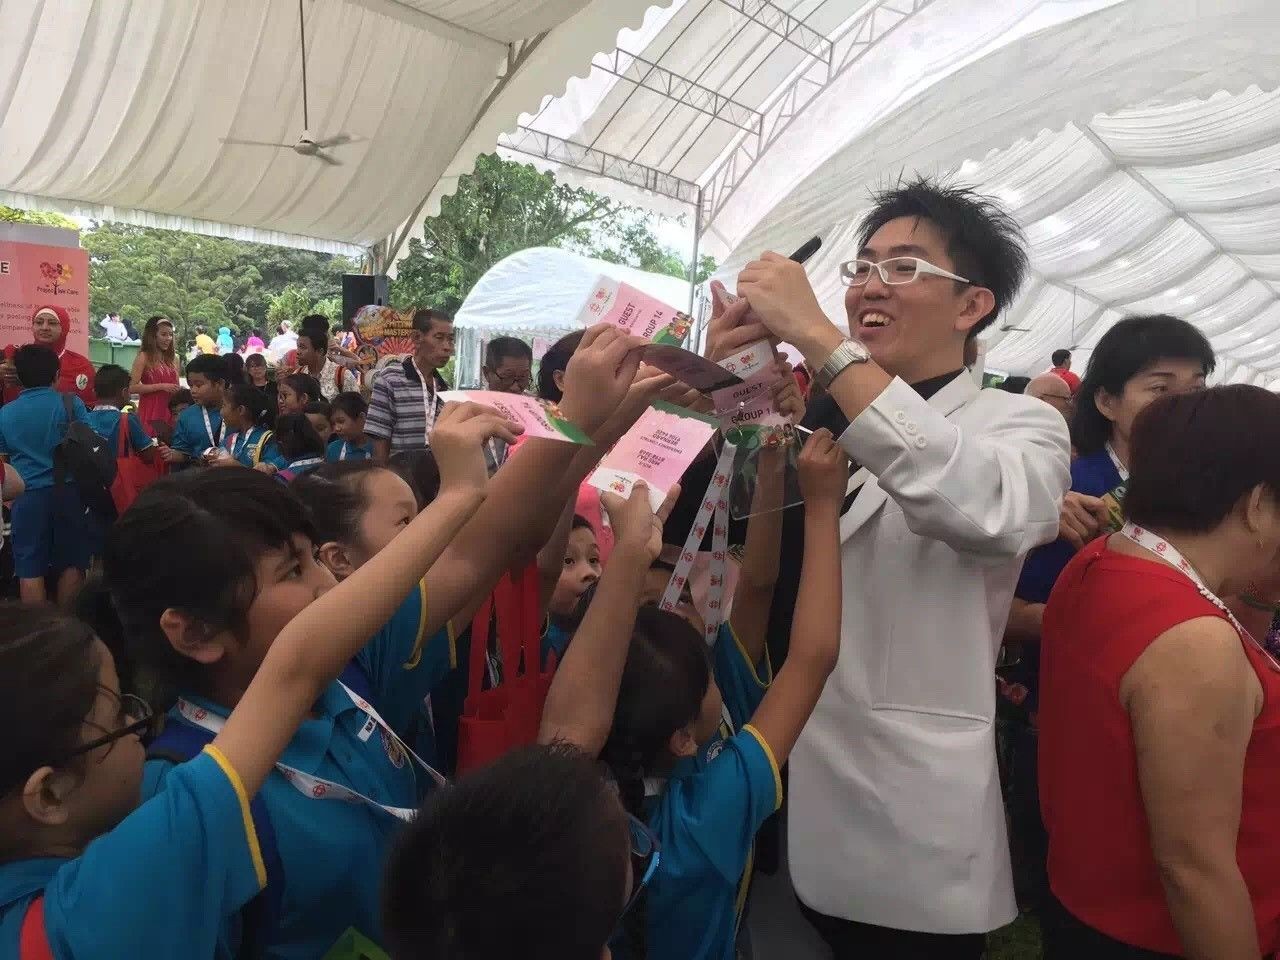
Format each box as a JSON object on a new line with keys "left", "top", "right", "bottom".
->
{"left": 839, "top": 374, "right": 979, "bottom": 544}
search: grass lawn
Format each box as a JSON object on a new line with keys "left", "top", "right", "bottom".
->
{"left": 987, "top": 915, "right": 1042, "bottom": 960}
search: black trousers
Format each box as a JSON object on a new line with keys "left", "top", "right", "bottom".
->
{"left": 798, "top": 900, "right": 986, "bottom": 960}
{"left": 1040, "top": 892, "right": 1180, "bottom": 959}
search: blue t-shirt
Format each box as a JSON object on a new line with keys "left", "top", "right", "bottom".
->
{"left": 326, "top": 439, "right": 373, "bottom": 462}
{"left": 0, "top": 748, "right": 264, "bottom": 960}
{"left": 221, "top": 425, "right": 280, "bottom": 468}
{"left": 642, "top": 623, "right": 776, "bottom": 960}
{"left": 0, "top": 387, "right": 89, "bottom": 489}
{"left": 541, "top": 620, "right": 572, "bottom": 667}
{"left": 1016, "top": 448, "right": 1124, "bottom": 604}
{"left": 86, "top": 406, "right": 155, "bottom": 456}
{"left": 141, "top": 582, "right": 454, "bottom": 960}
{"left": 645, "top": 725, "right": 782, "bottom": 960}
{"left": 171, "top": 404, "right": 223, "bottom": 457}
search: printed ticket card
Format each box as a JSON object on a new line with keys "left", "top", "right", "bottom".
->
{"left": 576, "top": 277, "right": 693, "bottom": 345}
{"left": 587, "top": 401, "right": 720, "bottom": 511}
{"left": 437, "top": 391, "right": 592, "bottom": 445}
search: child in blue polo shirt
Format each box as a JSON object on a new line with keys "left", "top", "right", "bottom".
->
{"left": 162, "top": 353, "right": 226, "bottom": 468}
{"left": 0, "top": 345, "right": 92, "bottom": 606}
{"left": 0, "top": 408, "right": 493, "bottom": 960}
{"left": 541, "top": 429, "right": 847, "bottom": 960}
{"left": 84, "top": 364, "right": 159, "bottom": 558}
{"left": 294, "top": 461, "right": 460, "bottom": 760}
{"left": 265, "top": 413, "right": 326, "bottom": 482}
{"left": 327, "top": 391, "right": 373, "bottom": 462}
{"left": 85, "top": 365, "right": 157, "bottom": 462}
{"left": 218, "top": 382, "right": 285, "bottom": 469}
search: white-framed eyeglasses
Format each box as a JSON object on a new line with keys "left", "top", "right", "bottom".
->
{"left": 839, "top": 257, "right": 970, "bottom": 287}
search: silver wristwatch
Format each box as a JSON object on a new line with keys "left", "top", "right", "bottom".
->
{"left": 815, "top": 338, "right": 871, "bottom": 390}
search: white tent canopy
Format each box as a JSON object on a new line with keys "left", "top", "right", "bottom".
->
{"left": 0, "top": 0, "right": 661, "bottom": 259}
{"left": 451, "top": 245, "right": 694, "bottom": 384}
{"left": 494, "top": 0, "right": 1280, "bottom": 383}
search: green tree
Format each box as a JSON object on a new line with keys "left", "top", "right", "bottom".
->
{"left": 82, "top": 222, "right": 357, "bottom": 353}
{"left": 0, "top": 205, "right": 79, "bottom": 230}
{"left": 391, "top": 154, "right": 715, "bottom": 312}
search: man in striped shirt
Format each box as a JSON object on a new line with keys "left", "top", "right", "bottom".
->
{"left": 366, "top": 309, "right": 454, "bottom": 464}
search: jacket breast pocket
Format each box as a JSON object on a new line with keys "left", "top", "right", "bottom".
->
{"left": 869, "top": 508, "right": 992, "bottom": 727}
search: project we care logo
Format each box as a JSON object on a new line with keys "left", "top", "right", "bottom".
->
{"left": 37, "top": 261, "right": 79, "bottom": 296}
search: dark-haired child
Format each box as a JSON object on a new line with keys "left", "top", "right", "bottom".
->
{"left": 85, "top": 365, "right": 159, "bottom": 557}
{"left": 544, "top": 515, "right": 601, "bottom": 664}
{"left": 303, "top": 399, "right": 333, "bottom": 446}
{"left": 86, "top": 365, "right": 158, "bottom": 465}
{"left": 0, "top": 406, "right": 496, "bottom": 959}
{"left": 163, "top": 354, "right": 227, "bottom": 467}
{"left": 541, "top": 430, "right": 846, "bottom": 960}
{"left": 328, "top": 392, "right": 372, "bottom": 462}
{"left": 278, "top": 372, "right": 320, "bottom": 417}
{"left": 218, "top": 383, "right": 283, "bottom": 469}
{"left": 0, "top": 345, "right": 92, "bottom": 605}
{"left": 263, "top": 413, "right": 325, "bottom": 482}
{"left": 383, "top": 742, "right": 640, "bottom": 960}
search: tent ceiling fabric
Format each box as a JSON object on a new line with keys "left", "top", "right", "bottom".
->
{"left": 503, "top": 0, "right": 1280, "bottom": 383}
{"left": 0, "top": 0, "right": 662, "bottom": 257}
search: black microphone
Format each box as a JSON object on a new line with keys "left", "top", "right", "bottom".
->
{"left": 788, "top": 236, "right": 822, "bottom": 265}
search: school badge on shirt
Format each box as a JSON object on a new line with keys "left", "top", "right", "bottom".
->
{"left": 76, "top": 373, "right": 89, "bottom": 390}
{"left": 381, "top": 728, "right": 406, "bottom": 768}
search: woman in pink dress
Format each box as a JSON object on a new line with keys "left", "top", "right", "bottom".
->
{"left": 129, "top": 316, "right": 180, "bottom": 437}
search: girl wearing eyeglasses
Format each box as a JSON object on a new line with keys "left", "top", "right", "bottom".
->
{"left": 541, "top": 429, "right": 846, "bottom": 960}
{"left": 0, "top": 403, "right": 504, "bottom": 960}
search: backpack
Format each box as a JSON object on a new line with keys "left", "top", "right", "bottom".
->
{"left": 53, "top": 394, "right": 117, "bottom": 519}
{"left": 142, "top": 661, "right": 372, "bottom": 959}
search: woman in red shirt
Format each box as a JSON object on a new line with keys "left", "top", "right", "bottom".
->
{"left": 1039, "top": 384, "right": 1280, "bottom": 959}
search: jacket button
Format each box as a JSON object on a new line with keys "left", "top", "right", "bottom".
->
{"left": 915, "top": 435, "right": 928, "bottom": 449}
{"left": 894, "top": 411, "right": 908, "bottom": 424}
{"left": 905, "top": 422, "right": 919, "bottom": 435}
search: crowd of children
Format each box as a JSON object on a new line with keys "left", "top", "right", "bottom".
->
{"left": 0, "top": 308, "right": 849, "bottom": 960}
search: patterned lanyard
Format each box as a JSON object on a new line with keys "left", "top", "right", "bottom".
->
{"left": 176, "top": 682, "right": 446, "bottom": 821}
{"left": 1121, "top": 521, "right": 1280, "bottom": 672}
{"left": 411, "top": 358, "right": 437, "bottom": 444}
{"left": 660, "top": 441, "right": 735, "bottom": 646}
{"left": 201, "top": 406, "right": 221, "bottom": 449}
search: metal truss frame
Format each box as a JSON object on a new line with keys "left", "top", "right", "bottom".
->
{"left": 498, "top": 126, "right": 703, "bottom": 206}
{"left": 701, "top": 0, "right": 936, "bottom": 222}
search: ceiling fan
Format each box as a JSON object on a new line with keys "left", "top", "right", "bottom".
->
{"left": 221, "top": 0, "right": 355, "bottom": 166}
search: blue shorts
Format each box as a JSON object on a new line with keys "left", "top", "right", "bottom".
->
{"left": 10, "top": 484, "right": 90, "bottom": 578}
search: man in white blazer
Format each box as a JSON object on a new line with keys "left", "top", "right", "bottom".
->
{"left": 723, "top": 179, "right": 1072, "bottom": 958}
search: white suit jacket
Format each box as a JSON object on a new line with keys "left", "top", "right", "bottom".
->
{"left": 788, "top": 373, "right": 1071, "bottom": 934}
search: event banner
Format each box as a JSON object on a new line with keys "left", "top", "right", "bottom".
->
{"left": 437, "top": 390, "right": 592, "bottom": 445}
{"left": 588, "top": 400, "right": 719, "bottom": 511}
{"left": 0, "top": 240, "right": 90, "bottom": 354}
{"left": 575, "top": 277, "right": 692, "bottom": 346}
{"left": 350, "top": 305, "right": 416, "bottom": 362}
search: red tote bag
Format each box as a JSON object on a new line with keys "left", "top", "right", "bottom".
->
{"left": 110, "top": 412, "right": 157, "bottom": 514}
{"left": 456, "top": 563, "right": 555, "bottom": 774}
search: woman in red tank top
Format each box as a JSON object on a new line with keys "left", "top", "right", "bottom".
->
{"left": 129, "top": 316, "right": 179, "bottom": 437}
{"left": 1039, "top": 385, "right": 1280, "bottom": 960}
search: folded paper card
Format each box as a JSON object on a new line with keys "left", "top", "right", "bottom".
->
{"left": 640, "top": 343, "right": 742, "bottom": 393}
{"left": 576, "top": 277, "right": 692, "bottom": 345}
{"left": 588, "top": 401, "right": 720, "bottom": 511}
{"left": 437, "top": 391, "right": 592, "bottom": 445}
